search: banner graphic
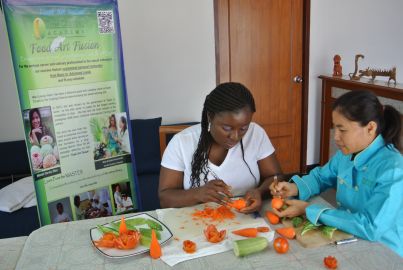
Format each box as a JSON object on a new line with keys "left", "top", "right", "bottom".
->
{"left": 2, "top": 0, "right": 141, "bottom": 225}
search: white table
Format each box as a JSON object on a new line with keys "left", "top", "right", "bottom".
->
{"left": 4, "top": 198, "right": 403, "bottom": 270}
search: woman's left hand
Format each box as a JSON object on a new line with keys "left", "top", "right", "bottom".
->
{"left": 272, "top": 199, "right": 309, "bottom": 218}
{"left": 239, "top": 189, "right": 262, "bottom": 214}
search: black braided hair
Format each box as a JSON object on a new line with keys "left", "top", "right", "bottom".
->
{"left": 190, "top": 82, "right": 257, "bottom": 188}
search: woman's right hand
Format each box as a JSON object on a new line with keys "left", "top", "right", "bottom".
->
{"left": 32, "top": 127, "right": 42, "bottom": 134}
{"left": 269, "top": 181, "right": 298, "bottom": 198}
{"left": 196, "top": 180, "right": 232, "bottom": 204}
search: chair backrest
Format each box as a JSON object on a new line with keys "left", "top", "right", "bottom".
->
{"left": 159, "top": 125, "right": 192, "bottom": 158}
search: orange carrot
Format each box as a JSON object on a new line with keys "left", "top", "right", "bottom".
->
{"left": 204, "top": 224, "right": 226, "bottom": 243}
{"left": 119, "top": 216, "right": 127, "bottom": 234}
{"left": 227, "top": 198, "right": 247, "bottom": 210}
{"left": 231, "top": 228, "right": 258, "bottom": 238}
{"left": 271, "top": 197, "right": 284, "bottom": 210}
{"left": 257, "top": 226, "right": 270, "bottom": 232}
{"left": 93, "top": 230, "right": 140, "bottom": 250}
{"left": 193, "top": 205, "right": 235, "bottom": 222}
{"left": 150, "top": 229, "right": 162, "bottom": 259}
{"left": 266, "top": 211, "right": 280, "bottom": 225}
{"left": 276, "top": 227, "right": 296, "bottom": 239}
{"left": 183, "top": 240, "right": 197, "bottom": 253}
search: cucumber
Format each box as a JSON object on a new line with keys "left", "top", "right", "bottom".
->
{"left": 140, "top": 228, "right": 161, "bottom": 240}
{"left": 126, "top": 217, "right": 147, "bottom": 227}
{"left": 233, "top": 237, "right": 268, "bottom": 257}
{"left": 146, "top": 219, "right": 163, "bottom": 231}
{"left": 96, "top": 225, "right": 119, "bottom": 236}
{"left": 140, "top": 235, "right": 152, "bottom": 247}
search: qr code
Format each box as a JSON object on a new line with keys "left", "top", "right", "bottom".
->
{"left": 97, "top": 10, "right": 115, "bottom": 34}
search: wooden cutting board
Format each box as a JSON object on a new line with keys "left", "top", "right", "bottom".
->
{"left": 281, "top": 218, "right": 353, "bottom": 248}
{"left": 157, "top": 202, "right": 267, "bottom": 240}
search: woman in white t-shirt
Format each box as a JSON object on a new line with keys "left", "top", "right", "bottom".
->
{"left": 159, "top": 82, "right": 283, "bottom": 213}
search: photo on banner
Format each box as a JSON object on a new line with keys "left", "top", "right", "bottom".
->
{"left": 1, "top": 0, "right": 141, "bottom": 225}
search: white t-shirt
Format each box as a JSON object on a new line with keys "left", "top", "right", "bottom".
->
{"left": 53, "top": 212, "right": 71, "bottom": 223}
{"left": 114, "top": 191, "right": 123, "bottom": 207}
{"left": 119, "top": 129, "right": 130, "bottom": 153}
{"left": 161, "top": 122, "right": 275, "bottom": 196}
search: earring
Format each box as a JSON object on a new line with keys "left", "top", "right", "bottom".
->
{"left": 208, "top": 122, "right": 211, "bottom": 132}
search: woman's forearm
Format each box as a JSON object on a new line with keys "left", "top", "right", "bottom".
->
{"left": 159, "top": 188, "right": 201, "bottom": 208}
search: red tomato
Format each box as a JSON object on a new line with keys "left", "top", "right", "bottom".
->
{"left": 273, "top": 237, "right": 289, "bottom": 254}
{"left": 323, "top": 256, "right": 338, "bottom": 269}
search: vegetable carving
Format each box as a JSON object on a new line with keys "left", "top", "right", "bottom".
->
{"left": 183, "top": 240, "right": 197, "bottom": 253}
{"left": 204, "top": 224, "right": 226, "bottom": 243}
{"left": 271, "top": 197, "right": 284, "bottom": 210}
{"left": 150, "top": 229, "right": 162, "bottom": 259}
{"left": 119, "top": 216, "right": 127, "bottom": 234}
{"left": 93, "top": 216, "right": 140, "bottom": 250}
{"left": 227, "top": 198, "right": 247, "bottom": 210}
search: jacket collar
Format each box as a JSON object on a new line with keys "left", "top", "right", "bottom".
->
{"left": 353, "top": 135, "right": 385, "bottom": 170}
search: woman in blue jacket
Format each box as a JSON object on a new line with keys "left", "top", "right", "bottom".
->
{"left": 270, "top": 90, "right": 403, "bottom": 256}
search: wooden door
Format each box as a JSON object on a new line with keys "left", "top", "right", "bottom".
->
{"left": 215, "top": 0, "right": 304, "bottom": 173}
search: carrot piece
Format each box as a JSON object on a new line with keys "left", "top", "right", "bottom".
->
{"left": 192, "top": 205, "right": 235, "bottom": 222}
{"left": 93, "top": 233, "right": 117, "bottom": 248}
{"left": 257, "top": 226, "right": 270, "bottom": 232}
{"left": 271, "top": 197, "right": 284, "bottom": 210}
{"left": 150, "top": 229, "right": 162, "bottom": 259}
{"left": 227, "top": 198, "right": 247, "bottom": 210}
{"left": 204, "top": 224, "right": 226, "bottom": 243}
{"left": 276, "top": 227, "right": 296, "bottom": 239}
{"left": 183, "top": 240, "right": 197, "bottom": 253}
{"left": 231, "top": 228, "right": 258, "bottom": 238}
{"left": 117, "top": 230, "right": 140, "bottom": 249}
{"left": 119, "top": 216, "right": 127, "bottom": 234}
{"left": 266, "top": 211, "right": 280, "bottom": 225}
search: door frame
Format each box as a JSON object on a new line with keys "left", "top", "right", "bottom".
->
{"left": 213, "top": 0, "right": 311, "bottom": 173}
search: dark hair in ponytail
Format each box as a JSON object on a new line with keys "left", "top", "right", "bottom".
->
{"left": 333, "top": 90, "right": 402, "bottom": 152}
{"left": 190, "top": 82, "right": 256, "bottom": 187}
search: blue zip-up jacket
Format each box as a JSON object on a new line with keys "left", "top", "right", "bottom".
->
{"left": 292, "top": 135, "right": 403, "bottom": 256}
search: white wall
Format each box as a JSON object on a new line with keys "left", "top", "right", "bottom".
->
{"left": 307, "top": 0, "right": 403, "bottom": 164}
{"left": 0, "top": 0, "right": 216, "bottom": 142}
{"left": 1, "top": 0, "right": 402, "bottom": 165}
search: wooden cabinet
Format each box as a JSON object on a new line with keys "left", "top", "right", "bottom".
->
{"left": 319, "top": 75, "right": 403, "bottom": 165}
